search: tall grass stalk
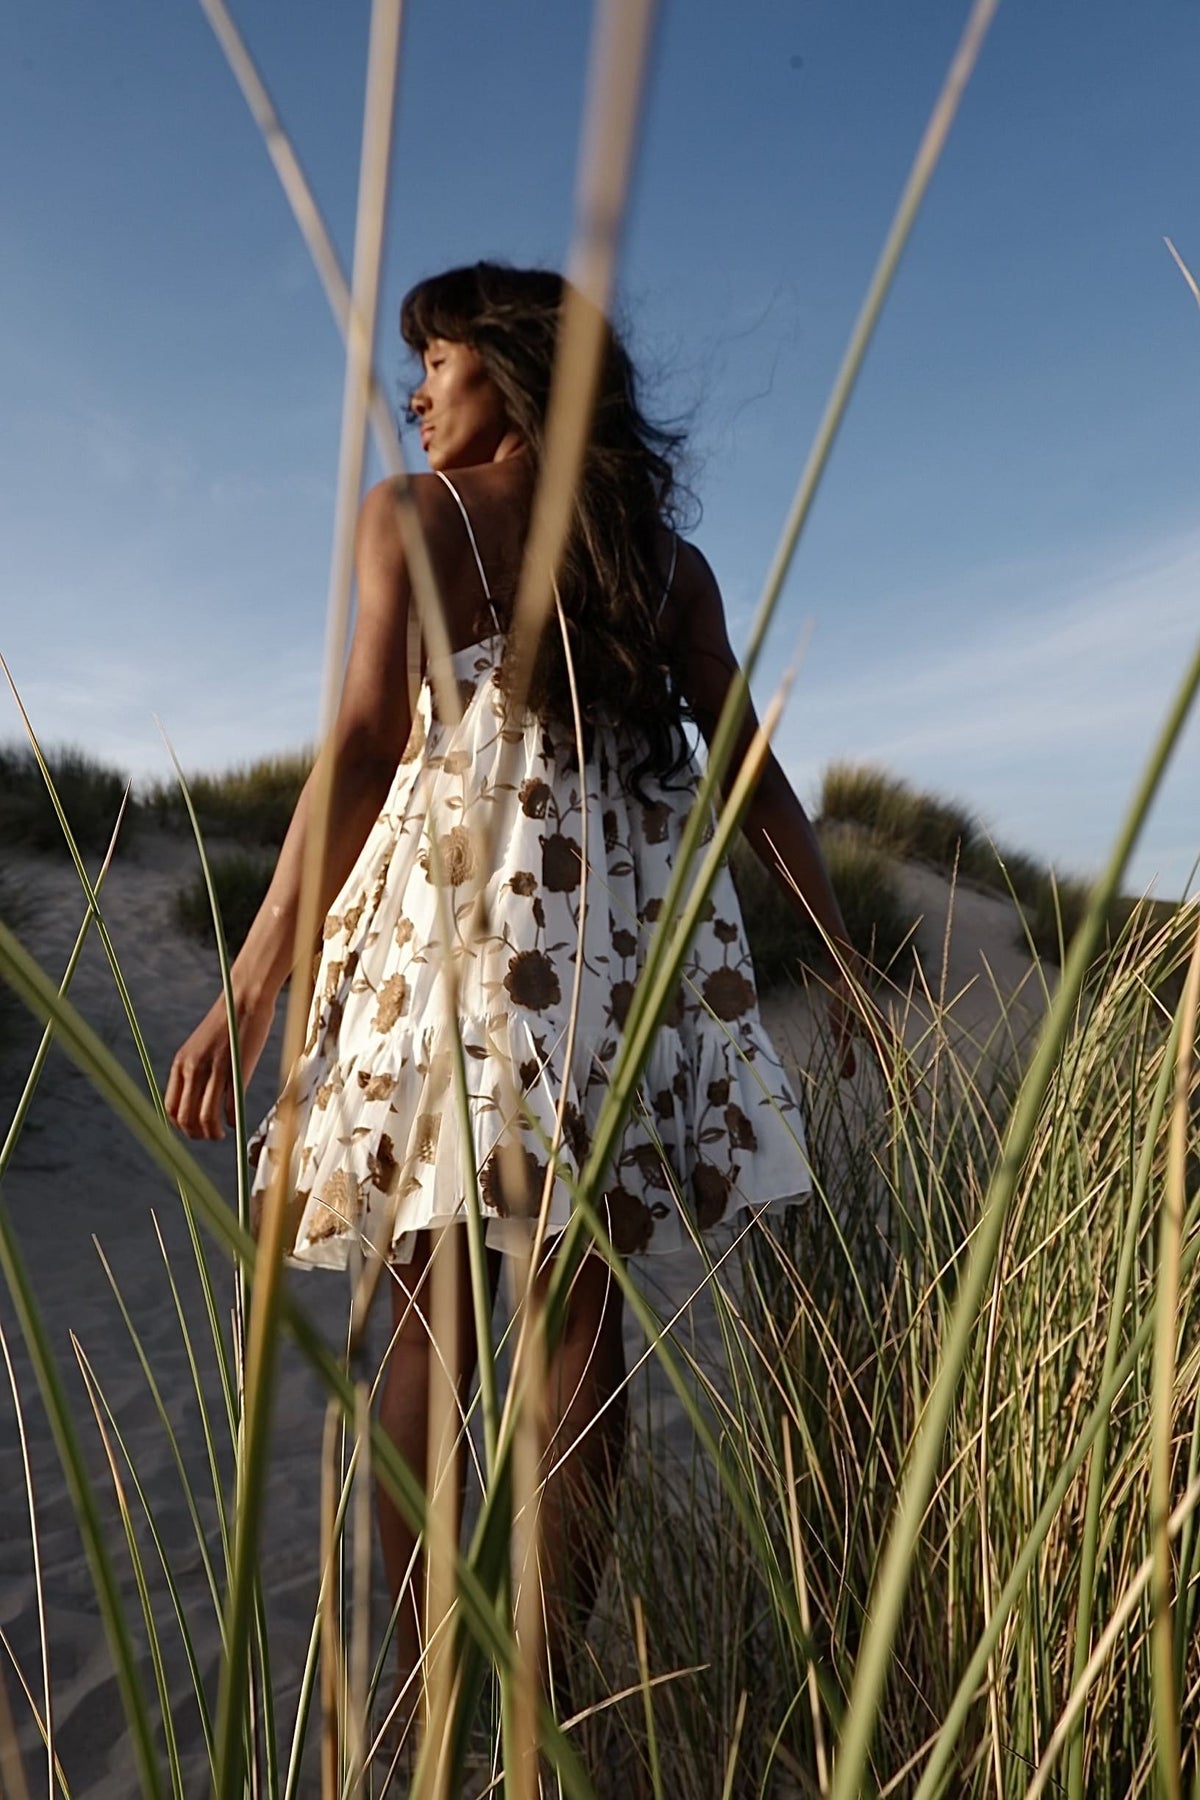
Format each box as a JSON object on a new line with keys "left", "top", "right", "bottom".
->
{"left": 1150, "top": 916, "right": 1200, "bottom": 1800}
{"left": 211, "top": 8, "right": 404, "bottom": 1798}
{"left": 0, "top": 1311, "right": 56, "bottom": 1800}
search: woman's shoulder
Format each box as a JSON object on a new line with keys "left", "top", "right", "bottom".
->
{"left": 657, "top": 531, "right": 723, "bottom": 634}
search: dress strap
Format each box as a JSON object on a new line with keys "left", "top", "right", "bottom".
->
{"left": 434, "top": 470, "right": 501, "bottom": 629}
{"left": 657, "top": 531, "right": 679, "bottom": 619}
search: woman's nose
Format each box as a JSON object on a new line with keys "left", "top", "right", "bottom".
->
{"left": 410, "top": 382, "right": 430, "bottom": 416}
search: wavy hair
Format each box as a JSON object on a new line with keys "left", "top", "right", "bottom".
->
{"left": 400, "top": 261, "right": 694, "bottom": 794}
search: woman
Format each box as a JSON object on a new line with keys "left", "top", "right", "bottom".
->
{"left": 165, "top": 261, "right": 860, "bottom": 1740}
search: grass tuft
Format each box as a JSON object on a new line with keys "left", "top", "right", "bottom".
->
{"left": 144, "top": 751, "right": 312, "bottom": 848}
{"left": 0, "top": 742, "right": 131, "bottom": 856}
{"left": 174, "top": 851, "right": 276, "bottom": 954}
{"left": 732, "top": 826, "right": 918, "bottom": 990}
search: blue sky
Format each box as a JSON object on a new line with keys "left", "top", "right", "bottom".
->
{"left": 2, "top": 1, "right": 1198, "bottom": 895}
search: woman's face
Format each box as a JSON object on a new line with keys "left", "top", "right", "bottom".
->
{"left": 409, "top": 338, "right": 517, "bottom": 470}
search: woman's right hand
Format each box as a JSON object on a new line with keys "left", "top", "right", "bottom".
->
{"left": 165, "top": 989, "right": 277, "bottom": 1141}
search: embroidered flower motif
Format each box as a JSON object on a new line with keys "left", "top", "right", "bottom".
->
{"left": 394, "top": 916, "right": 414, "bottom": 948}
{"left": 641, "top": 803, "right": 671, "bottom": 845}
{"left": 368, "top": 1134, "right": 398, "bottom": 1192}
{"left": 713, "top": 918, "right": 740, "bottom": 945}
{"left": 357, "top": 1070, "right": 398, "bottom": 1101}
{"left": 442, "top": 748, "right": 471, "bottom": 775}
{"left": 509, "top": 870, "right": 537, "bottom": 896}
{"left": 373, "top": 974, "right": 409, "bottom": 1032}
{"left": 724, "top": 1103, "right": 758, "bottom": 1151}
{"left": 560, "top": 1101, "right": 590, "bottom": 1161}
{"left": 503, "top": 950, "right": 561, "bottom": 1012}
{"left": 603, "top": 809, "right": 620, "bottom": 851}
{"left": 707, "top": 1077, "right": 730, "bottom": 1106}
{"left": 629, "top": 1143, "right": 671, "bottom": 1189}
{"left": 413, "top": 1113, "right": 441, "bottom": 1162}
{"left": 610, "top": 981, "right": 635, "bottom": 1028}
{"left": 693, "top": 1162, "right": 731, "bottom": 1228}
{"left": 481, "top": 1146, "right": 545, "bottom": 1216}
{"left": 701, "top": 966, "right": 756, "bottom": 1021}
{"left": 423, "top": 824, "right": 476, "bottom": 886}
{"left": 541, "top": 833, "right": 582, "bottom": 893}
{"left": 611, "top": 928, "right": 638, "bottom": 959}
{"left": 519, "top": 778, "right": 552, "bottom": 819}
{"left": 606, "top": 1186, "right": 655, "bottom": 1254}
{"left": 312, "top": 1170, "right": 360, "bottom": 1238}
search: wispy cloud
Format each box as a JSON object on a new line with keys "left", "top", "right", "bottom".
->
{"left": 772, "top": 525, "right": 1200, "bottom": 892}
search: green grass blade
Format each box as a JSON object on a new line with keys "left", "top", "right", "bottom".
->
{"left": 72, "top": 1336, "right": 187, "bottom": 1800}
{"left": 0, "top": 792, "right": 125, "bottom": 1177}
{"left": 1149, "top": 921, "right": 1199, "bottom": 1800}
{"left": 1065, "top": 991, "right": 1186, "bottom": 1800}
{"left": 0, "top": 1624, "right": 71, "bottom": 1800}
{"left": 0, "top": 1214, "right": 165, "bottom": 1799}
{"left": 0, "top": 1308, "right": 57, "bottom": 1800}
{"left": 93, "top": 1233, "right": 227, "bottom": 1623}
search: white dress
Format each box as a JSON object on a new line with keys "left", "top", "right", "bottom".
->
{"left": 248, "top": 474, "right": 812, "bottom": 1267}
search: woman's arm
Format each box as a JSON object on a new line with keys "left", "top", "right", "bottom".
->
{"left": 165, "top": 477, "right": 422, "bottom": 1139}
{"left": 669, "top": 542, "right": 864, "bottom": 1070}
{"left": 670, "top": 543, "right": 853, "bottom": 959}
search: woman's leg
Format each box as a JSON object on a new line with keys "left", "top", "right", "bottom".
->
{"left": 376, "top": 1229, "right": 500, "bottom": 1729}
{"left": 531, "top": 1247, "right": 628, "bottom": 1710}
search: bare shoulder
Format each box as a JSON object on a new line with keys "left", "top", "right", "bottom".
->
{"left": 661, "top": 535, "right": 730, "bottom": 645}
{"left": 357, "top": 472, "right": 462, "bottom": 553}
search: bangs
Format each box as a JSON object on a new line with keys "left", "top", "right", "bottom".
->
{"left": 399, "top": 267, "right": 487, "bottom": 353}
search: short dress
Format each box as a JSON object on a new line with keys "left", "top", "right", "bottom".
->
{"left": 248, "top": 472, "right": 812, "bottom": 1268}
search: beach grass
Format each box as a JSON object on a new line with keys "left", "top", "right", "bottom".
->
{"left": 0, "top": 742, "right": 131, "bottom": 857}
{"left": 819, "top": 759, "right": 1168, "bottom": 968}
{"left": 143, "top": 751, "right": 313, "bottom": 849}
{"left": 4, "top": 1, "right": 1200, "bottom": 1797}
{"left": 174, "top": 849, "right": 279, "bottom": 954}
{"left": 731, "top": 826, "right": 918, "bottom": 990}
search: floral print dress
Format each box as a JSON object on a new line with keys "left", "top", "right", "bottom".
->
{"left": 248, "top": 474, "right": 812, "bottom": 1268}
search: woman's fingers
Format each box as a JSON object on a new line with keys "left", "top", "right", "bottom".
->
{"left": 197, "top": 1059, "right": 230, "bottom": 1140}
{"left": 168, "top": 1052, "right": 206, "bottom": 1137}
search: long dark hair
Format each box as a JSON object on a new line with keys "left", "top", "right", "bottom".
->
{"left": 400, "top": 261, "right": 694, "bottom": 793}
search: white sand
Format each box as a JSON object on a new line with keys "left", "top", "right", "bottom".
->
{"left": 0, "top": 830, "right": 1044, "bottom": 1797}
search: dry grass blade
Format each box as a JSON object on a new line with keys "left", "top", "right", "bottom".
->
{"left": 1149, "top": 909, "right": 1200, "bottom": 1800}
{"left": 214, "top": 6, "right": 403, "bottom": 1797}
{"left": 196, "top": 0, "right": 461, "bottom": 737}
{"left": 1164, "top": 236, "right": 1200, "bottom": 311}
{"left": 506, "top": 0, "right": 659, "bottom": 708}
{"left": 1024, "top": 1476, "right": 1200, "bottom": 1800}
{"left": 196, "top": 0, "right": 397, "bottom": 457}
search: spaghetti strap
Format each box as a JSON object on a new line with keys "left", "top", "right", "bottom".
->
{"left": 434, "top": 470, "right": 501, "bottom": 629}
{"left": 657, "top": 531, "right": 679, "bottom": 619}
